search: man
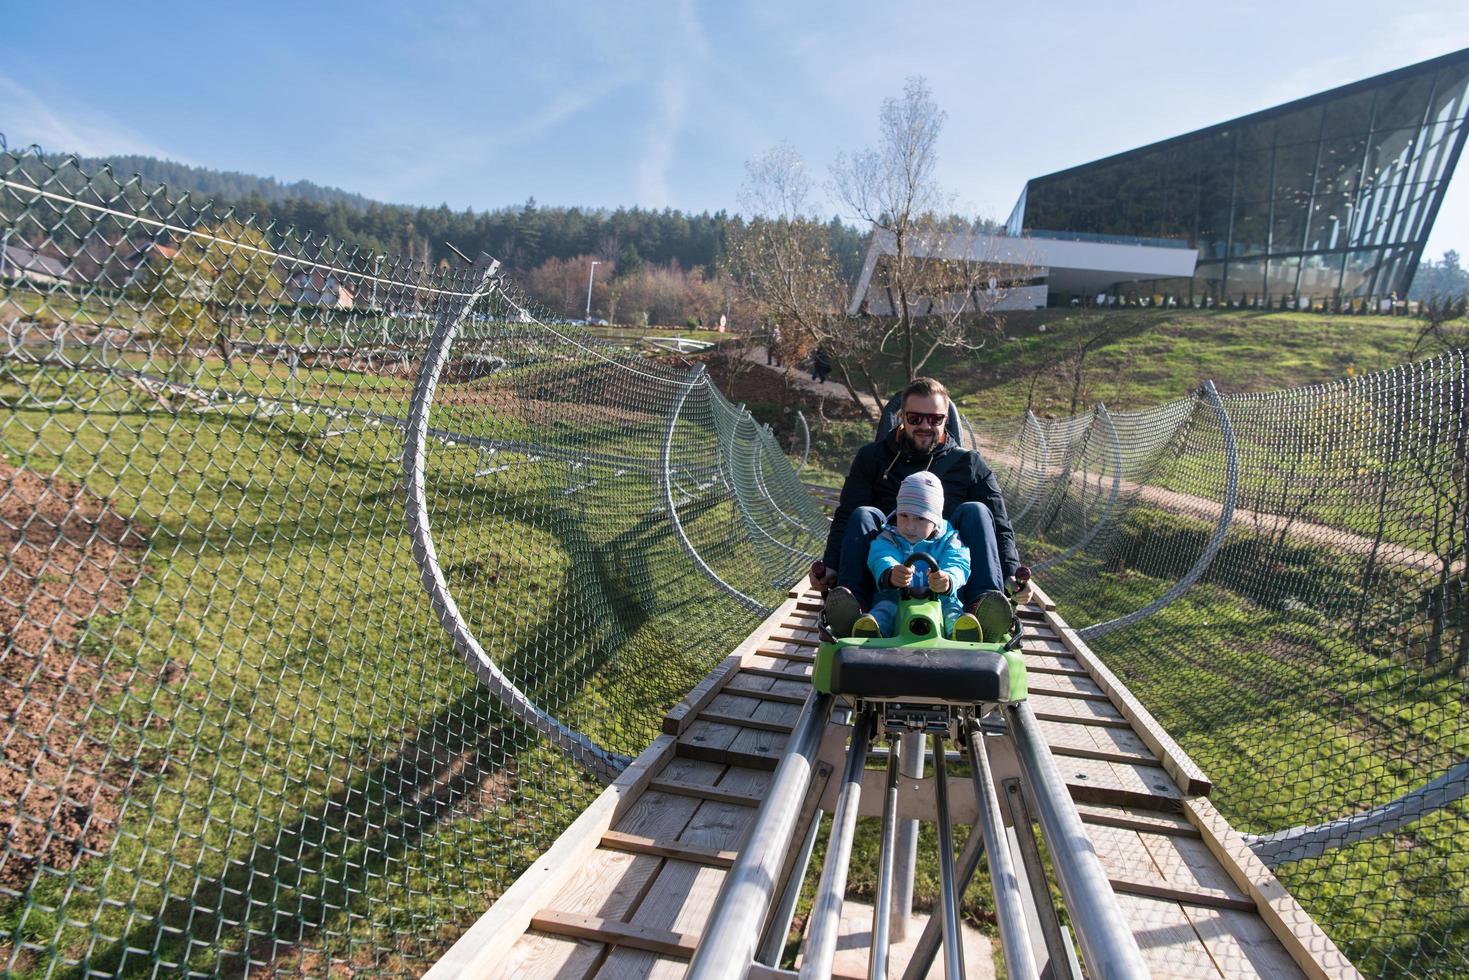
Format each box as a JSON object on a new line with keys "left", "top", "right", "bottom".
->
{"left": 811, "top": 377, "right": 1030, "bottom": 639}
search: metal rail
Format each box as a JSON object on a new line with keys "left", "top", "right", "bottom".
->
{"left": 402, "top": 256, "right": 629, "bottom": 783}
{"left": 1081, "top": 380, "right": 1238, "bottom": 641}
{"left": 968, "top": 722, "right": 1040, "bottom": 980}
{"left": 932, "top": 734, "right": 965, "bottom": 980}
{"left": 801, "top": 712, "right": 873, "bottom": 979}
{"left": 869, "top": 746, "right": 901, "bottom": 980}
{"left": 686, "top": 691, "right": 835, "bottom": 980}
{"left": 660, "top": 364, "right": 772, "bottom": 615}
{"left": 1007, "top": 700, "right": 1151, "bottom": 978}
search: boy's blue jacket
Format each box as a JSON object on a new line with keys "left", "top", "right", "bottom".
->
{"left": 866, "top": 518, "right": 970, "bottom": 618}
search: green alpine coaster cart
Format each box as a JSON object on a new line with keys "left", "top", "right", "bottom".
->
{"left": 813, "top": 553, "right": 1028, "bottom": 737}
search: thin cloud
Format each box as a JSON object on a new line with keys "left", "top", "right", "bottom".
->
{"left": 635, "top": 0, "right": 706, "bottom": 207}
{"left": 0, "top": 72, "right": 174, "bottom": 158}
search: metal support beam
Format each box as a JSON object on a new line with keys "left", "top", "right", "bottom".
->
{"left": 686, "top": 692, "right": 835, "bottom": 980}
{"left": 801, "top": 712, "right": 873, "bottom": 979}
{"left": 1007, "top": 701, "right": 1150, "bottom": 978}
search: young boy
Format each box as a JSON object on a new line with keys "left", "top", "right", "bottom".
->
{"left": 852, "top": 471, "right": 985, "bottom": 643}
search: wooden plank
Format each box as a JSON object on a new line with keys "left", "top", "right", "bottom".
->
{"left": 756, "top": 645, "right": 816, "bottom": 664}
{"left": 499, "top": 935, "right": 602, "bottom": 980}
{"left": 424, "top": 735, "right": 677, "bottom": 978}
{"left": 1060, "top": 755, "right": 1182, "bottom": 809}
{"left": 646, "top": 777, "right": 762, "bottom": 808}
{"left": 739, "top": 662, "right": 812, "bottom": 680}
{"left": 530, "top": 909, "right": 698, "bottom": 958}
{"left": 678, "top": 738, "right": 783, "bottom": 771}
{"left": 1108, "top": 876, "right": 1256, "bottom": 912}
{"left": 1180, "top": 906, "right": 1309, "bottom": 978}
{"left": 1029, "top": 692, "right": 1128, "bottom": 724}
{"left": 599, "top": 831, "right": 737, "bottom": 868}
{"left": 1050, "top": 614, "right": 1213, "bottom": 796}
{"left": 722, "top": 675, "right": 808, "bottom": 704}
{"left": 696, "top": 710, "right": 793, "bottom": 734}
{"left": 599, "top": 768, "right": 765, "bottom": 977}
{"left": 1184, "top": 797, "right": 1364, "bottom": 980}
{"left": 1034, "top": 710, "right": 1135, "bottom": 730}
{"left": 1076, "top": 804, "right": 1201, "bottom": 838}
{"left": 1028, "top": 683, "right": 1112, "bottom": 702}
{"left": 1114, "top": 891, "right": 1225, "bottom": 978}
{"left": 662, "top": 594, "right": 803, "bottom": 735}
{"left": 1050, "top": 742, "right": 1165, "bottom": 769}
{"left": 499, "top": 849, "right": 659, "bottom": 979}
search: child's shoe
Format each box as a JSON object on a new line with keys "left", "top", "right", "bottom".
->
{"left": 951, "top": 612, "right": 982, "bottom": 643}
{"left": 852, "top": 614, "right": 883, "bottom": 638}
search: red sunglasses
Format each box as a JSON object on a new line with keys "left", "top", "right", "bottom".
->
{"left": 904, "top": 411, "right": 947, "bottom": 427}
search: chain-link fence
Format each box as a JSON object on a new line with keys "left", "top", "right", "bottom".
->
{"left": 4, "top": 143, "right": 1466, "bottom": 979}
{"left": 0, "top": 145, "right": 826, "bottom": 976}
{"left": 974, "top": 360, "right": 1467, "bottom": 978}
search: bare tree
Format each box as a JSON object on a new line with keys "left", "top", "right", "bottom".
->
{"left": 834, "top": 77, "right": 1031, "bottom": 378}
{"left": 727, "top": 145, "right": 883, "bottom": 420}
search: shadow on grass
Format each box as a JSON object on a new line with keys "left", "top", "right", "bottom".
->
{"left": 81, "top": 660, "right": 568, "bottom": 977}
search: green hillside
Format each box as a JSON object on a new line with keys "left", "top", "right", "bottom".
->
{"left": 904, "top": 308, "right": 1462, "bottom": 419}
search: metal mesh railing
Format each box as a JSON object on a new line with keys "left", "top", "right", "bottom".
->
{"left": 972, "top": 359, "right": 1467, "bottom": 979}
{"left": 0, "top": 146, "right": 826, "bottom": 976}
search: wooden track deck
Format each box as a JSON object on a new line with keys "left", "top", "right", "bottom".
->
{"left": 430, "top": 587, "right": 1360, "bottom": 980}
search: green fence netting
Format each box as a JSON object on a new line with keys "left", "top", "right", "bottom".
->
{"left": 2, "top": 143, "right": 1465, "bottom": 978}
{"left": 0, "top": 145, "right": 825, "bottom": 976}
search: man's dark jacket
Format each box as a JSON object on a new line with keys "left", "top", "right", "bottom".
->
{"left": 822, "top": 431, "right": 1020, "bottom": 579}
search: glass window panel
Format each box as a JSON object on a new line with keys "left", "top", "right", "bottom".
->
{"left": 1227, "top": 258, "right": 1267, "bottom": 302}
{"left": 1273, "top": 104, "right": 1324, "bottom": 145}
{"left": 1239, "top": 119, "right": 1274, "bottom": 154}
{"left": 1377, "top": 246, "right": 1418, "bottom": 297}
{"left": 1394, "top": 181, "right": 1441, "bottom": 244}
{"left": 1271, "top": 201, "right": 1308, "bottom": 254}
{"left": 1298, "top": 251, "right": 1345, "bottom": 298}
{"left": 1197, "top": 192, "right": 1233, "bottom": 259}
{"left": 1231, "top": 204, "right": 1270, "bottom": 256}
{"left": 1235, "top": 148, "right": 1273, "bottom": 201}
{"left": 1273, "top": 140, "right": 1319, "bottom": 199}
{"left": 1373, "top": 75, "right": 1434, "bottom": 130}
{"left": 1314, "top": 134, "right": 1368, "bottom": 195}
{"left": 1305, "top": 194, "right": 1352, "bottom": 252}
{"left": 1322, "top": 89, "right": 1375, "bottom": 138}
{"left": 1363, "top": 127, "right": 1418, "bottom": 192}
{"left": 1266, "top": 257, "right": 1301, "bottom": 301}
{"left": 1340, "top": 248, "right": 1386, "bottom": 296}
{"left": 1193, "top": 262, "right": 1227, "bottom": 302}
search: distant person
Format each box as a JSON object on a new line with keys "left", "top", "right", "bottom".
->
{"left": 851, "top": 471, "right": 984, "bottom": 643}
{"left": 767, "top": 325, "right": 782, "bottom": 366}
{"left": 812, "top": 347, "right": 832, "bottom": 384}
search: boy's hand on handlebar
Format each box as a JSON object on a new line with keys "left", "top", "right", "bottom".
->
{"left": 929, "top": 570, "right": 952, "bottom": 594}
{"left": 888, "top": 565, "right": 914, "bottom": 588}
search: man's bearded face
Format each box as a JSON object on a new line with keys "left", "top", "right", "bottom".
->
{"left": 902, "top": 393, "right": 947, "bottom": 452}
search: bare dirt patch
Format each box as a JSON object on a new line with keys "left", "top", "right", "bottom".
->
{"left": 0, "top": 461, "right": 148, "bottom": 892}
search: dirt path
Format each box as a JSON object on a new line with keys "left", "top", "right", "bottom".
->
{"left": 971, "top": 435, "right": 1464, "bottom": 575}
{"left": 735, "top": 346, "right": 883, "bottom": 415}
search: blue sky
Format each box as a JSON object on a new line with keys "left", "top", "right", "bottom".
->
{"left": 4, "top": 1, "right": 1469, "bottom": 259}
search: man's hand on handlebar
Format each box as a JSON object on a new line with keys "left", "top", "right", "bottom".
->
{"left": 928, "top": 569, "right": 952, "bottom": 594}
{"left": 809, "top": 561, "right": 837, "bottom": 592}
{"left": 887, "top": 564, "right": 914, "bottom": 588}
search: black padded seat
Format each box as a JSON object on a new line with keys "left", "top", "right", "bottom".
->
{"left": 826, "top": 645, "right": 1010, "bottom": 702}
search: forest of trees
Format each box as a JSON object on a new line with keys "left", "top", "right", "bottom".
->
{"left": 33, "top": 153, "right": 869, "bottom": 324}
{"left": 1409, "top": 250, "right": 1469, "bottom": 302}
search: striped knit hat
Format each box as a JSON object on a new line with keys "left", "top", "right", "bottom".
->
{"left": 895, "top": 471, "right": 944, "bottom": 529}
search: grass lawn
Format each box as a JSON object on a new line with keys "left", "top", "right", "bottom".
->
{"left": 0, "top": 359, "right": 799, "bottom": 976}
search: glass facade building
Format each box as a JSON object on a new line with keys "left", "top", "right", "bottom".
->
{"left": 1007, "top": 48, "right": 1469, "bottom": 303}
